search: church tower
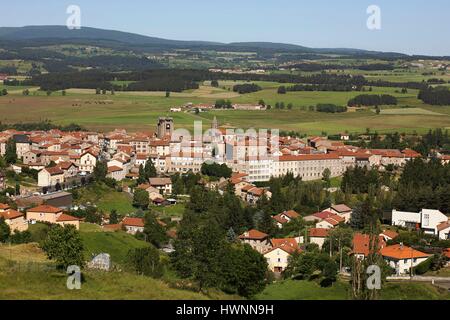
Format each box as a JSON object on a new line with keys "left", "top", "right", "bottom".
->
{"left": 157, "top": 117, "right": 174, "bottom": 139}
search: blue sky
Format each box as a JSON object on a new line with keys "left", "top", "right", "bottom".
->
{"left": 2, "top": 0, "right": 449, "bottom": 55}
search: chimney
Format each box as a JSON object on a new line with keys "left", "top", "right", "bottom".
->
{"left": 400, "top": 242, "right": 404, "bottom": 250}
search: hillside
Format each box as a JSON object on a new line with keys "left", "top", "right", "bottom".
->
{"left": 79, "top": 223, "right": 149, "bottom": 265}
{"left": 0, "top": 25, "right": 399, "bottom": 55}
{"left": 0, "top": 242, "right": 235, "bottom": 300}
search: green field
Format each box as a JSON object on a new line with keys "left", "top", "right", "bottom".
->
{"left": 0, "top": 81, "right": 449, "bottom": 135}
{"left": 0, "top": 240, "right": 236, "bottom": 300}
{"left": 256, "top": 279, "right": 450, "bottom": 300}
{"left": 79, "top": 223, "right": 149, "bottom": 265}
{"left": 74, "top": 184, "right": 135, "bottom": 215}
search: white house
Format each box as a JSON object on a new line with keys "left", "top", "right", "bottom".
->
{"left": 79, "top": 151, "right": 97, "bottom": 173}
{"left": 392, "top": 209, "right": 449, "bottom": 236}
{"left": 327, "top": 204, "right": 353, "bottom": 223}
{"left": 38, "top": 167, "right": 65, "bottom": 188}
{"left": 122, "top": 217, "right": 145, "bottom": 235}
{"left": 107, "top": 166, "right": 126, "bottom": 181}
{"left": 264, "top": 238, "right": 301, "bottom": 273}
{"left": 437, "top": 222, "right": 450, "bottom": 240}
{"left": 272, "top": 210, "right": 300, "bottom": 229}
{"left": 308, "top": 228, "right": 329, "bottom": 249}
{"left": 381, "top": 244, "right": 431, "bottom": 276}
{"left": 315, "top": 214, "right": 345, "bottom": 229}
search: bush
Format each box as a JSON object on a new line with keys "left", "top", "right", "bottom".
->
{"left": 413, "top": 257, "right": 433, "bottom": 275}
{"left": 126, "top": 246, "right": 164, "bottom": 278}
{"left": 10, "top": 231, "right": 32, "bottom": 244}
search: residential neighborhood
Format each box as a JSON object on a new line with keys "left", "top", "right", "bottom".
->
{"left": 0, "top": 0, "right": 450, "bottom": 310}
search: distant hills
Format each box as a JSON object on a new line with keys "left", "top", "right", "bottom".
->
{"left": 0, "top": 25, "right": 409, "bottom": 57}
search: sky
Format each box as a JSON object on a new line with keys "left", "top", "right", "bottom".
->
{"left": 1, "top": 0, "right": 450, "bottom": 56}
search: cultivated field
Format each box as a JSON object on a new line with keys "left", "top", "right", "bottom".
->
{"left": 0, "top": 82, "right": 449, "bottom": 134}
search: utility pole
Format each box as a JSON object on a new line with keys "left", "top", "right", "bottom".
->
{"left": 339, "top": 236, "right": 343, "bottom": 273}
{"left": 329, "top": 235, "right": 333, "bottom": 258}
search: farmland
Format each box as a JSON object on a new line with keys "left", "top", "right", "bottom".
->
{"left": 0, "top": 81, "right": 449, "bottom": 135}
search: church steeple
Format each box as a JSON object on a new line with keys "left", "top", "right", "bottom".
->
{"left": 212, "top": 116, "right": 218, "bottom": 130}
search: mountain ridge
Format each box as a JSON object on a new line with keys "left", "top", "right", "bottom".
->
{"left": 0, "top": 25, "right": 410, "bottom": 56}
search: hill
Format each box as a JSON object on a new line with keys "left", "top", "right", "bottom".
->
{"left": 0, "top": 242, "right": 236, "bottom": 300}
{"left": 79, "top": 223, "right": 149, "bottom": 266}
{"left": 0, "top": 25, "right": 406, "bottom": 56}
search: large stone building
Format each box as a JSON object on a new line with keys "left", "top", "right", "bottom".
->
{"left": 157, "top": 117, "right": 174, "bottom": 139}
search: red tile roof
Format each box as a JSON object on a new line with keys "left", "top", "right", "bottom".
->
{"left": 332, "top": 204, "right": 352, "bottom": 213}
{"left": 0, "top": 203, "right": 10, "bottom": 210}
{"left": 107, "top": 166, "right": 122, "bottom": 173}
{"left": 279, "top": 154, "right": 340, "bottom": 162}
{"left": 353, "top": 233, "right": 386, "bottom": 256}
{"left": 309, "top": 228, "right": 329, "bottom": 238}
{"left": 43, "top": 166, "right": 64, "bottom": 176}
{"left": 381, "top": 230, "right": 399, "bottom": 240}
{"left": 27, "top": 205, "right": 62, "bottom": 214}
{"left": 56, "top": 214, "right": 80, "bottom": 222}
{"left": 0, "top": 210, "right": 24, "bottom": 220}
{"left": 313, "top": 211, "right": 335, "bottom": 220}
{"left": 282, "top": 210, "right": 300, "bottom": 219}
{"left": 272, "top": 214, "right": 289, "bottom": 225}
{"left": 267, "top": 238, "right": 301, "bottom": 255}
{"left": 324, "top": 215, "right": 345, "bottom": 226}
{"left": 122, "top": 217, "right": 145, "bottom": 228}
{"left": 239, "top": 229, "right": 268, "bottom": 240}
{"left": 381, "top": 244, "right": 431, "bottom": 260}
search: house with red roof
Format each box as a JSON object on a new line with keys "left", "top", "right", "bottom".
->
{"left": 264, "top": 238, "right": 302, "bottom": 273}
{"left": 122, "top": 217, "right": 145, "bottom": 235}
{"left": 26, "top": 205, "right": 80, "bottom": 230}
{"left": 272, "top": 210, "right": 300, "bottom": 229}
{"left": 0, "top": 209, "right": 28, "bottom": 233}
{"left": 444, "top": 249, "right": 450, "bottom": 266}
{"left": 352, "top": 233, "right": 386, "bottom": 260}
{"left": 326, "top": 204, "right": 353, "bottom": 223}
{"left": 381, "top": 244, "right": 431, "bottom": 275}
{"left": 315, "top": 214, "right": 345, "bottom": 229}
{"left": 380, "top": 230, "right": 399, "bottom": 242}
{"left": 239, "top": 229, "right": 271, "bottom": 253}
{"left": 38, "top": 166, "right": 65, "bottom": 188}
{"left": 308, "top": 228, "right": 330, "bottom": 249}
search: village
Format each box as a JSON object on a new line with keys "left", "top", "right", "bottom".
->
{"left": 0, "top": 114, "right": 449, "bottom": 287}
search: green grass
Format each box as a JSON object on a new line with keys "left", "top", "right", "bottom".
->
{"left": 381, "top": 282, "right": 450, "bottom": 300}
{"left": 0, "top": 241, "right": 236, "bottom": 300}
{"left": 75, "top": 184, "right": 135, "bottom": 215}
{"left": 80, "top": 227, "right": 149, "bottom": 265}
{"left": 0, "top": 257, "right": 224, "bottom": 300}
{"left": 0, "top": 84, "right": 449, "bottom": 135}
{"left": 256, "top": 279, "right": 450, "bottom": 300}
{"left": 153, "top": 203, "right": 185, "bottom": 218}
{"left": 256, "top": 280, "right": 350, "bottom": 300}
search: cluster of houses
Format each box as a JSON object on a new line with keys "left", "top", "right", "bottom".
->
{"left": 2, "top": 117, "right": 448, "bottom": 197}
{"left": 0, "top": 201, "right": 175, "bottom": 238}
{"left": 174, "top": 103, "right": 267, "bottom": 113}
{"left": 238, "top": 204, "right": 449, "bottom": 276}
{"left": 0, "top": 203, "right": 81, "bottom": 232}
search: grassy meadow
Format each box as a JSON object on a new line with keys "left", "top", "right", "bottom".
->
{"left": 256, "top": 279, "right": 450, "bottom": 300}
{"left": 0, "top": 84, "right": 449, "bottom": 134}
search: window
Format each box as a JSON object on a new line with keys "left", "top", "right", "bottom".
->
{"left": 423, "top": 214, "right": 430, "bottom": 227}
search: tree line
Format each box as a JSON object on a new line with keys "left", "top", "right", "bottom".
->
{"left": 418, "top": 87, "right": 450, "bottom": 105}
{"left": 232, "top": 83, "right": 262, "bottom": 94}
{"left": 348, "top": 94, "right": 397, "bottom": 107}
